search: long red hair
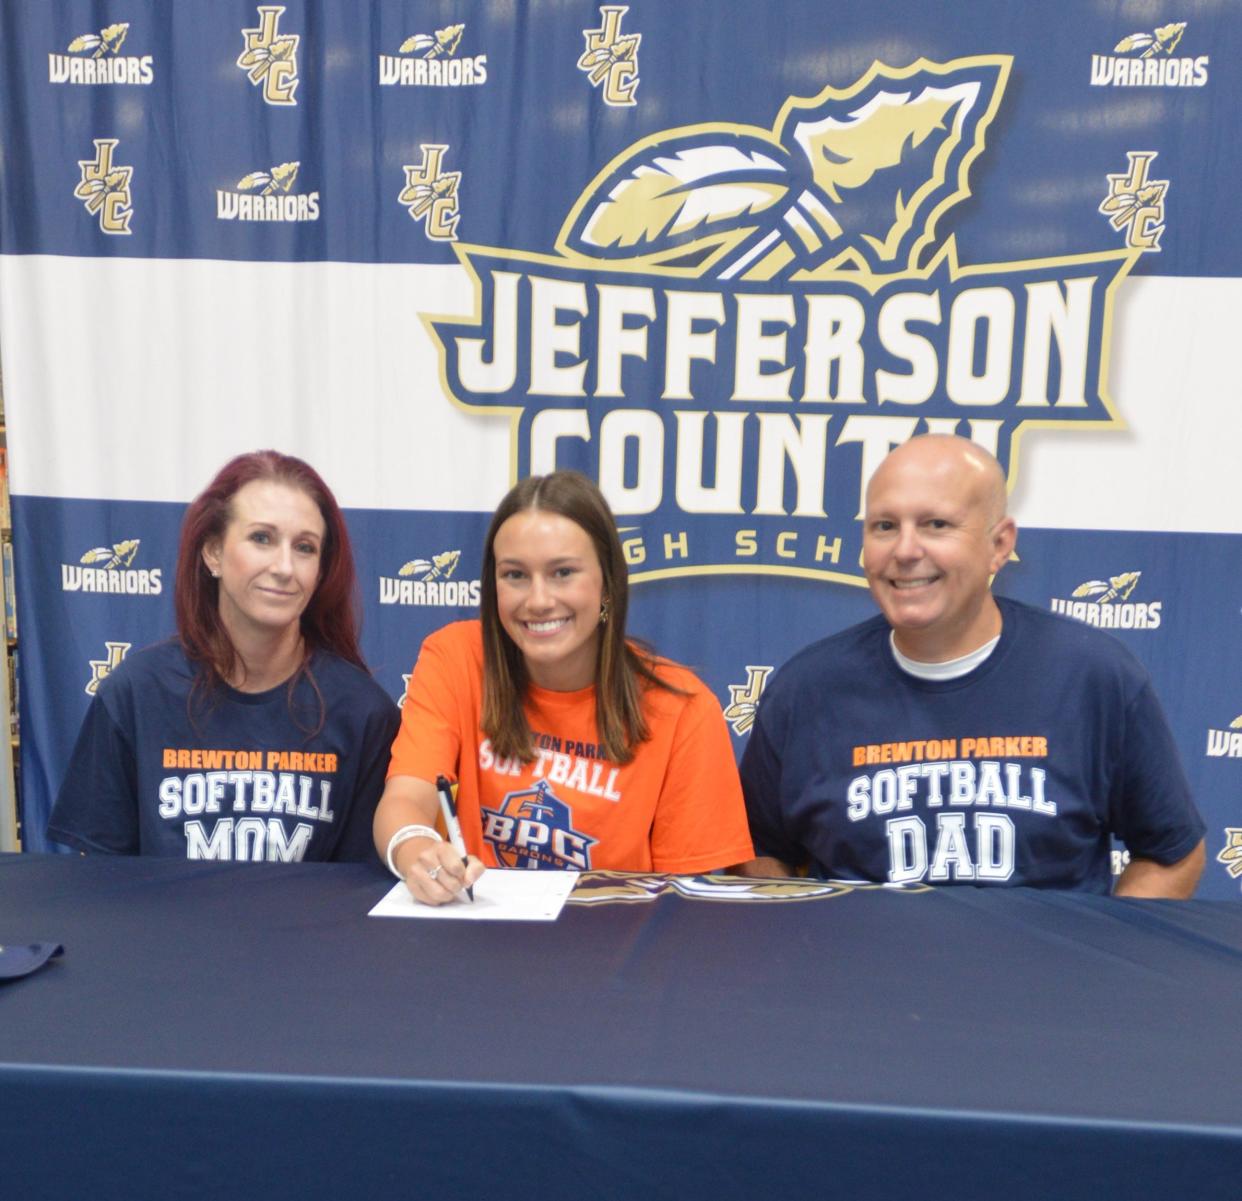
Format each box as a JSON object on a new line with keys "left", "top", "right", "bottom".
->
{"left": 174, "top": 451, "right": 365, "bottom": 693}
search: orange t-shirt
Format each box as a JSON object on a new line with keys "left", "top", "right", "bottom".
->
{"left": 388, "top": 621, "right": 753, "bottom": 874}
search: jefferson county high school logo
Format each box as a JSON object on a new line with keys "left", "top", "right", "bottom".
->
{"left": 378, "top": 24, "right": 488, "bottom": 87}
{"left": 75, "top": 139, "right": 133, "bottom": 234}
{"left": 1217, "top": 830, "right": 1242, "bottom": 887}
{"left": 86, "top": 641, "right": 131, "bottom": 696}
{"left": 723, "top": 665, "right": 773, "bottom": 736}
{"left": 378, "top": 549, "right": 481, "bottom": 607}
{"left": 238, "top": 5, "right": 299, "bottom": 105}
{"left": 578, "top": 6, "right": 640, "bottom": 106}
{"left": 49, "top": 22, "right": 154, "bottom": 85}
{"left": 400, "top": 145, "right": 462, "bottom": 241}
{"left": 1049, "top": 570, "right": 1162, "bottom": 630}
{"left": 216, "top": 162, "right": 320, "bottom": 222}
{"left": 1100, "top": 152, "right": 1168, "bottom": 251}
{"left": 1090, "top": 21, "right": 1209, "bottom": 88}
{"left": 62, "top": 539, "right": 162, "bottom": 595}
{"left": 426, "top": 55, "right": 1139, "bottom": 586}
{"left": 1206, "top": 715, "right": 1242, "bottom": 760}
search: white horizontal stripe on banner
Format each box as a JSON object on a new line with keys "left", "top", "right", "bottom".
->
{"left": 1, "top": 256, "right": 1238, "bottom": 533}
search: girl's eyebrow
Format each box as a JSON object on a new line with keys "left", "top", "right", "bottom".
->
{"left": 497, "top": 556, "right": 583, "bottom": 567}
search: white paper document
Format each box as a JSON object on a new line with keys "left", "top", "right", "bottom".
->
{"left": 368, "top": 869, "right": 579, "bottom": 922}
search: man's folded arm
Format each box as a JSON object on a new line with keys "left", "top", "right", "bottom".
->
{"left": 1114, "top": 838, "right": 1205, "bottom": 899}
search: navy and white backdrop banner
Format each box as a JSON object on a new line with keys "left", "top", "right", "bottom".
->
{"left": 1, "top": 2, "right": 1240, "bottom": 893}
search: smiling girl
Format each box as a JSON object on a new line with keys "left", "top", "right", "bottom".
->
{"left": 376, "top": 470, "right": 753, "bottom": 905}
{"left": 48, "top": 451, "right": 400, "bottom": 861}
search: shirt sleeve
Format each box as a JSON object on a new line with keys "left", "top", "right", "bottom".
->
{"left": 739, "top": 683, "right": 806, "bottom": 867}
{"left": 649, "top": 680, "right": 754, "bottom": 874}
{"left": 1109, "top": 679, "right": 1206, "bottom": 865}
{"left": 387, "top": 626, "right": 471, "bottom": 786}
{"left": 46, "top": 692, "right": 140, "bottom": 854}
{"left": 330, "top": 692, "right": 403, "bottom": 863}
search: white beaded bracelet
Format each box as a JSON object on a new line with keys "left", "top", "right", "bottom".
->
{"left": 385, "top": 824, "right": 442, "bottom": 879}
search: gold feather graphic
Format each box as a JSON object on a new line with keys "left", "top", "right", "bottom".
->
{"left": 582, "top": 145, "right": 788, "bottom": 250}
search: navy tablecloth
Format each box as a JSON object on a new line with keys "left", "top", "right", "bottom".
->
{"left": 2, "top": 852, "right": 1241, "bottom": 1199}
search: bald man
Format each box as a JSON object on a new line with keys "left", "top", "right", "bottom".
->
{"left": 739, "top": 435, "right": 1205, "bottom": 897}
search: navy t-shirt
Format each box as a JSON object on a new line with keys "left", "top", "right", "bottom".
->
{"left": 741, "top": 598, "right": 1205, "bottom": 892}
{"left": 48, "top": 641, "right": 401, "bottom": 862}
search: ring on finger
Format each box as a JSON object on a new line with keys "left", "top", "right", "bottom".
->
{"left": 427, "top": 864, "right": 442, "bottom": 882}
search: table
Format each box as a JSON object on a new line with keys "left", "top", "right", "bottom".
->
{"left": 2, "top": 853, "right": 1241, "bottom": 1200}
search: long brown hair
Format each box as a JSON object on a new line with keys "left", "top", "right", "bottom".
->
{"left": 480, "top": 471, "right": 678, "bottom": 764}
{"left": 174, "top": 451, "right": 365, "bottom": 713}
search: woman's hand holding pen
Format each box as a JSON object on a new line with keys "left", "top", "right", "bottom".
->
{"left": 398, "top": 837, "right": 485, "bottom": 906}
{"left": 374, "top": 775, "right": 486, "bottom": 906}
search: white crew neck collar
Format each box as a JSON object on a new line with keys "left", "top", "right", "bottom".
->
{"left": 889, "top": 631, "right": 1001, "bottom": 681}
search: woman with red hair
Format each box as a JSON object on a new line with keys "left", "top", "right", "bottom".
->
{"left": 48, "top": 451, "right": 399, "bottom": 861}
